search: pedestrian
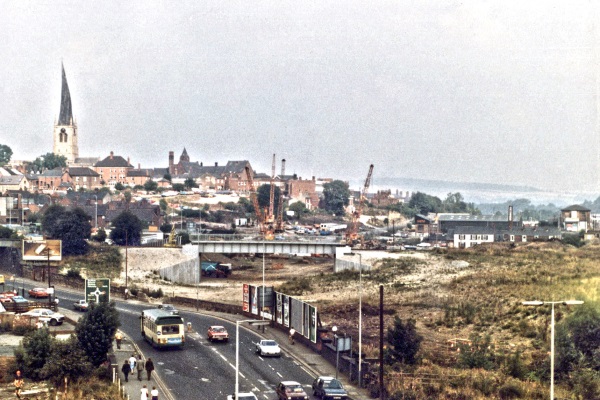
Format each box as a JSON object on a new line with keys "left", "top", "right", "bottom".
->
{"left": 115, "top": 331, "right": 123, "bottom": 349}
{"left": 129, "top": 354, "right": 137, "bottom": 371}
{"left": 14, "top": 370, "right": 24, "bottom": 399}
{"left": 289, "top": 327, "right": 295, "bottom": 345}
{"left": 121, "top": 360, "right": 131, "bottom": 382}
{"left": 151, "top": 386, "right": 159, "bottom": 400}
{"left": 140, "top": 384, "right": 149, "bottom": 400}
{"left": 137, "top": 355, "right": 145, "bottom": 381}
{"left": 145, "top": 357, "right": 154, "bottom": 380}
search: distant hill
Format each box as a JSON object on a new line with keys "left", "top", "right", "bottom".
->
{"left": 349, "top": 176, "right": 599, "bottom": 206}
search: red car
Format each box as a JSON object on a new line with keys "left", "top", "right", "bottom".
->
{"left": 0, "top": 292, "right": 16, "bottom": 303}
{"left": 28, "top": 288, "right": 49, "bottom": 298}
{"left": 207, "top": 325, "right": 229, "bottom": 342}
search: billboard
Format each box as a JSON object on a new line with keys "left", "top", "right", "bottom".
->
{"left": 22, "top": 240, "right": 62, "bottom": 261}
{"left": 85, "top": 279, "right": 110, "bottom": 303}
{"left": 242, "top": 284, "right": 250, "bottom": 312}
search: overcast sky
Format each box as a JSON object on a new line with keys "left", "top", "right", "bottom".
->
{"left": 1, "top": 1, "right": 598, "bottom": 192}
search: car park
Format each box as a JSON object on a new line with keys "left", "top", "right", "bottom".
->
{"left": 207, "top": 325, "right": 229, "bottom": 342}
{"left": 23, "top": 308, "right": 65, "bottom": 326}
{"left": 157, "top": 304, "right": 179, "bottom": 315}
{"left": 226, "top": 392, "right": 258, "bottom": 400}
{"left": 255, "top": 339, "right": 281, "bottom": 357}
{"left": 311, "top": 376, "right": 349, "bottom": 400}
{"left": 28, "top": 287, "right": 49, "bottom": 298}
{"left": 275, "top": 381, "right": 308, "bottom": 400}
{"left": 73, "top": 300, "right": 89, "bottom": 311}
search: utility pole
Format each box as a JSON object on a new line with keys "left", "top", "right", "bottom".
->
{"left": 379, "top": 284, "right": 384, "bottom": 400}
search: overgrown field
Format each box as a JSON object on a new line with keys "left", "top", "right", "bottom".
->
{"left": 278, "top": 242, "right": 600, "bottom": 399}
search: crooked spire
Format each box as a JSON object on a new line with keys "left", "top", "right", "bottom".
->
{"left": 58, "top": 63, "right": 73, "bottom": 125}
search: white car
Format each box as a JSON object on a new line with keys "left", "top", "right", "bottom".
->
{"left": 226, "top": 393, "right": 258, "bottom": 400}
{"left": 23, "top": 308, "right": 65, "bottom": 326}
{"left": 255, "top": 339, "right": 281, "bottom": 357}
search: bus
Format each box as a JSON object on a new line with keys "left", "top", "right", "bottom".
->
{"left": 140, "top": 309, "right": 185, "bottom": 349}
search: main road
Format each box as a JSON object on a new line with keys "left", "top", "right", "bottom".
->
{"left": 52, "top": 285, "right": 318, "bottom": 399}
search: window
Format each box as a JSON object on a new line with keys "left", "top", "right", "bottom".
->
{"left": 459, "top": 234, "right": 465, "bottom": 240}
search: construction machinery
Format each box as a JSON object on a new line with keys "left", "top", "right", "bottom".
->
{"left": 245, "top": 166, "right": 274, "bottom": 240}
{"left": 345, "top": 164, "right": 374, "bottom": 246}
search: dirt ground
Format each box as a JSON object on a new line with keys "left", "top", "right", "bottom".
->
{"left": 114, "top": 247, "right": 472, "bottom": 351}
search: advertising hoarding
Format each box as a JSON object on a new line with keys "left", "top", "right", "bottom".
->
{"left": 22, "top": 240, "right": 62, "bottom": 261}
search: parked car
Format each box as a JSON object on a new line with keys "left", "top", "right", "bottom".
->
{"left": 11, "top": 296, "right": 29, "bottom": 304}
{"left": 23, "top": 308, "right": 65, "bottom": 326}
{"left": 73, "top": 300, "right": 89, "bottom": 311}
{"left": 28, "top": 287, "right": 49, "bottom": 298}
{"left": 0, "top": 292, "right": 16, "bottom": 303}
{"left": 312, "top": 376, "right": 349, "bottom": 400}
{"left": 157, "top": 304, "right": 179, "bottom": 315}
{"left": 255, "top": 339, "right": 281, "bottom": 357}
{"left": 207, "top": 325, "right": 229, "bottom": 342}
{"left": 226, "top": 393, "right": 258, "bottom": 400}
{"left": 275, "top": 381, "right": 308, "bottom": 400}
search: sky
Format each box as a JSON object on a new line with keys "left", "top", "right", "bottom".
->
{"left": 1, "top": 1, "right": 599, "bottom": 193}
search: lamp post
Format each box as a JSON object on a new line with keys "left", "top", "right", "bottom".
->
{"left": 332, "top": 325, "right": 339, "bottom": 379}
{"left": 356, "top": 252, "right": 363, "bottom": 388}
{"left": 522, "top": 300, "right": 584, "bottom": 400}
{"left": 235, "top": 319, "right": 270, "bottom": 398}
{"left": 93, "top": 195, "right": 98, "bottom": 230}
{"left": 262, "top": 241, "right": 266, "bottom": 324}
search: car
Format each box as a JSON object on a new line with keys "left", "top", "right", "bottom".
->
{"left": 275, "top": 381, "right": 308, "bottom": 400}
{"left": 207, "top": 325, "right": 229, "bottom": 342}
{"left": 22, "top": 308, "right": 65, "bottom": 326}
{"left": 226, "top": 393, "right": 258, "bottom": 400}
{"left": 0, "top": 292, "right": 16, "bottom": 303}
{"left": 255, "top": 339, "right": 281, "bottom": 357}
{"left": 28, "top": 287, "right": 49, "bottom": 298}
{"left": 312, "top": 376, "right": 349, "bottom": 400}
{"left": 11, "top": 296, "right": 29, "bottom": 304}
{"left": 73, "top": 300, "right": 89, "bottom": 311}
{"left": 157, "top": 304, "right": 179, "bottom": 315}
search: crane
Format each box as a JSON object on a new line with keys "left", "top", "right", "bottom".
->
{"left": 245, "top": 166, "right": 274, "bottom": 239}
{"left": 346, "top": 164, "right": 374, "bottom": 245}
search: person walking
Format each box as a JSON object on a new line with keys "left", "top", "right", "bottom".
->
{"left": 137, "top": 355, "right": 145, "bottom": 381}
{"left": 115, "top": 331, "right": 123, "bottom": 349}
{"left": 145, "top": 357, "right": 155, "bottom": 380}
{"left": 289, "top": 328, "right": 296, "bottom": 345}
{"left": 140, "top": 384, "right": 149, "bottom": 400}
{"left": 121, "top": 360, "right": 131, "bottom": 382}
{"left": 14, "top": 370, "right": 24, "bottom": 399}
{"left": 129, "top": 354, "right": 137, "bottom": 372}
{"left": 150, "top": 386, "right": 159, "bottom": 400}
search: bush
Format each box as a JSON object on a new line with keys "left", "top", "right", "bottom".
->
{"left": 498, "top": 382, "right": 524, "bottom": 399}
{"left": 67, "top": 269, "right": 82, "bottom": 279}
{"left": 149, "top": 288, "right": 163, "bottom": 298}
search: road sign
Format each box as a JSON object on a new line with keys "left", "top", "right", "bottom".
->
{"left": 85, "top": 278, "right": 110, "bottom": 303}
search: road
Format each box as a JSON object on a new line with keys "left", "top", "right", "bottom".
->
{"left": 50, "top": 284, "right": 318, "bottom": 399}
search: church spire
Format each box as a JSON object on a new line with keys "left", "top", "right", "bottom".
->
{"left": 58, "top": 63, "right": 73, "bottom": 125}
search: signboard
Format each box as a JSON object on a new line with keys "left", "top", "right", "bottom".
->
{"left": 22, "top": 240, "right": 62, "bottom": 261}
{"left": 250, "top": 285, "right": 258, "bottom": 315}
{"left": 282, "top": 295, "right": 289, "bottom": 327}
{"left": 85, "top": 278, "right": 110, "bottom": 303}
{"left": 308, "top": 304, "right": 317, "bottom": 343}
{"left": 242, "top": 284, "right": 249, "bottom": 312}
{"left": 276, "top": 293, "right": 283, "bottom": 324}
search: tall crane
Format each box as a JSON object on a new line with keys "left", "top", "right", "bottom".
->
{"left": 267, "top": 154, "right": 276, "bottom": 225}
{"left": 346, "top": 164, "right": 374, "bottom": 244}
{"left": 245, "top": 166, "right": 264, "bottom": 233}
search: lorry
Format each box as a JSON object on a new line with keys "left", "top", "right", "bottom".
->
{"left": 201, "top": 262, "right": 232, "bottom": 278}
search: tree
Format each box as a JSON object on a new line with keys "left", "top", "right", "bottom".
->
{"left": 159, "top": 198, "right": 168, "bottom": 212}
{"left": 109, "top": 210, "right": 143, "bottom": 246}
{"left": 0, "top": 225, "right": 16, "bottom": 239}
{"left": 555, "top": 303, "right": 600, "bottom": 376}
{"left": 0, "top": 144, "right": 12, "bottom": 166}
{"left": 114, "top": 182, "right": 125, "bottom": 191}
{"left": 40, "top": 335, "right": 93, "bottom": 386}
{"left": 322, "top": 180, "right": 350, "bottom": 216}
{"left": 28, "top": 153, "right": 67, "bottom": 173}
{"left": 41, "top": 205, "right": 91, "bottom": 255}
{"left": 458, "top": 333, "right": 497, "bottom": 370}
{"left": 75, "top": 301, "right": 120, "bottom": 366}
{"left": 163, "top": 173, "right": 172, "bottom": 182}
{"left": 384, "top": 316, "right": 422, "bottom": 365}
{"left": 14, "top": 328, "right": 53, "bottom": 380}
{"left": 257, "top": 184, "right": 282, "bottom": 215}
{"left": 184, "top": 177, "right": 198, "bottom": 189}
{"left": 172, "top": 183, "right": 185, "bottom": 192}
{"left": 288, "top": 201, "right": 309, "bottom": 218}
{"left": 408, "top": 192, "right": 443, "bottom": 215}
{"left": 144, "top": 180, "right": 158, "bottom": 192}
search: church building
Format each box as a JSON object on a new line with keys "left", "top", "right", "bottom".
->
{"left": 53, "top": 63, "right": 79, "bottom": 164}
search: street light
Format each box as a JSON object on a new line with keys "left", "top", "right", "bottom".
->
{"left": 355, "top": 252, "right": 363, "bottom": 388}
{"left": 522, "top": 300, "right": 584, "bottom": 400}
{"left": 235, "top": 319, "right": 270, "bottom": 398}
{"left": 332, "top": 325, "right": 339, "bottom": 379}
{"left": 93, "top": 195, "right": 98, "bottom": 230}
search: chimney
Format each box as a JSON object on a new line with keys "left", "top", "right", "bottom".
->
{"left": 508, "top": 205, "right": 513, "bottom": 230}
{"left": 281, "top": 159, "right": 286, "bottom": 176}
{"left": 110, "top": 151, "right": 114, "bottom": 159}
{"left": 138, "top": 163, "right": 141, "bottom": 170}
{"left": 215, "top": 162, "right": 218, "bottom": 167}
{"left": 127, "top": 157, "right": 130, "bottom": 165}
{"left": 169, "top": 151, "right": 174, "bottom": 174}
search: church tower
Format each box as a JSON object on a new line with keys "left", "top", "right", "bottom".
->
{"left": 53, "top": 63, "right": 79, "bottom": 164}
